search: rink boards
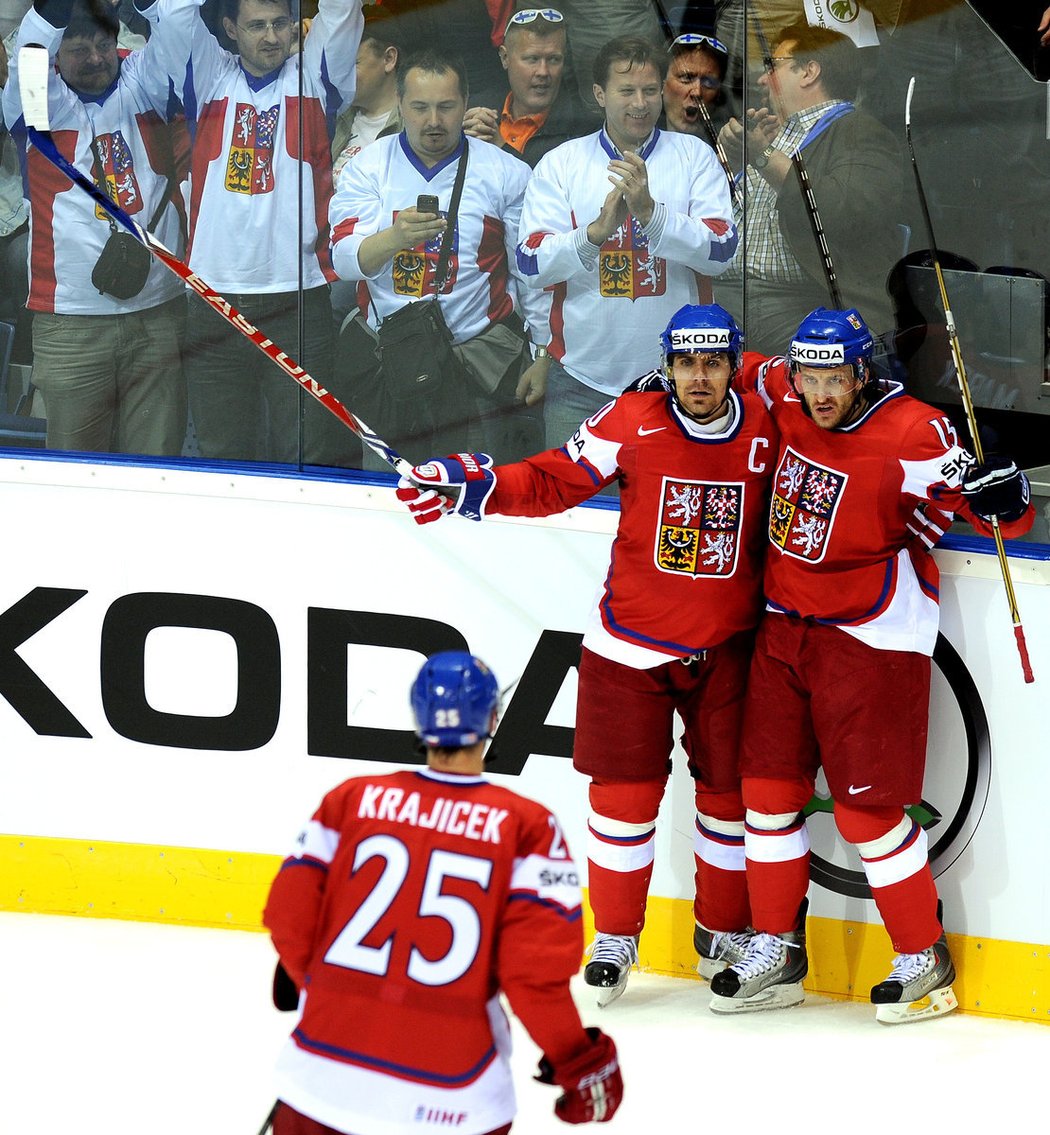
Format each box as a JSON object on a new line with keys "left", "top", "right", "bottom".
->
{"left": 0, "top": 455, "right": 1048, "bottom": 1022}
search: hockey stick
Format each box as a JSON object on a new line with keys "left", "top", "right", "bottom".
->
{"left": 255, "top": 1101, "right": 278, "bottom": 1135}
{"left": 905, "top": 77, "right": 1034, "bottom": 683}
{"left": 690, "top": 94, "right": 742, "bottom": 210}
{"left": 16, "top": 45, "right": 413, "bottom": 479}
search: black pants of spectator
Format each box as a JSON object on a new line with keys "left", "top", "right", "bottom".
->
{"left": 183, "top": 285, "right": 358, "bottom": 467}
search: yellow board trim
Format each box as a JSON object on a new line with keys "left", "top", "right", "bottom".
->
{"left": 5, "top": 835, "right": 1050, "bottom": 1023}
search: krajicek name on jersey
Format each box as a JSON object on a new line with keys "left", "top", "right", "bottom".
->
{"left": 358, "top": 784, "right": 509, "bottom": 844}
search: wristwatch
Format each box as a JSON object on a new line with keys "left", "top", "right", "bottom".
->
{"left": 534, "top": 345, "right": 550, "bottom": 360}
{"left": 752, "top": 147, "right": 774, "bottom": 171}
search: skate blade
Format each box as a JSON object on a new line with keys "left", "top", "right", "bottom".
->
{"left": 595, "top": 978, "right": 629, "bottom": 1008}
{"left": 875, "top": 984, "right": 958, "bottom": 1025}
{"left": 709, "top": 982, "right": 805, "bottom": 1014}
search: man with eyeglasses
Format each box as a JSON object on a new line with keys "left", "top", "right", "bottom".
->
{"left": 661, "top": 31, "right": 730, "bottom": 142}
{"left": 463, "top": 8, "right": 587, "bottom": 169}
{"left": 708, "top": 306, "right": 1033, "bottom": 1023}
{"left": 144, "top": 0, "right": 366, "bottom": 466}
{"left": 516, "top": 34, "right": 737, "bottom": 450}
{"left": 712, "top": 22, "right": 901, "bottom": 359}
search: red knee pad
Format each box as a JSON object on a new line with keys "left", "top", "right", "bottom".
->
{"left": 832, "top": 799, "right": 906, "bottom": 845}
{"left": 742, "top": 775, "right": 814, "bottom": 817}
{"left": 694, "top": 785, "right": 744, "bottom": 822}
{"left": 589, "top": 777, "right": 666, "bottom": 825}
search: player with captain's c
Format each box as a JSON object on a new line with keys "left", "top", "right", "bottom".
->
{"left": 397, "top": 305, "right": 778, "bottom": 1007}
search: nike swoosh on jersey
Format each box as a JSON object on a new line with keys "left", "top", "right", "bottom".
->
{"left": 637, "top": 426, "right": 667, "bottom": 436}
{"left": 847, "top": 784, "right": 873, "bottom": 795}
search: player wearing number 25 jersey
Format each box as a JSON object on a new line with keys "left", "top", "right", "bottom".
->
{"left": 264, "top": 652, "right": 621, "bottom": 1135}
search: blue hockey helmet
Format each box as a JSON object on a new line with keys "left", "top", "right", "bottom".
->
{"left": 410, "top": 651, "right": 500, "bottom": 748}
{"left": 660, "top": 303, "right": 743, "bottom": 372}
{"left": 788, "top": 307, "right": 874, "bottom": 381}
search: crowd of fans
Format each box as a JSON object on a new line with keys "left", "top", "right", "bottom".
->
{"left": 0, "top": 0, "right": 1045, "bottom": 470}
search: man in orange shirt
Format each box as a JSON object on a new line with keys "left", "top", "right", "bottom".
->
{"left": 463, "top": 7, "right": 587, "bottom": 167}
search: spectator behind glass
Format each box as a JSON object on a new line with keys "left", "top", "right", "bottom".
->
{"left": 332, "top": 13, "right": 401, "bottom": 188}
{"left": 662, "top": 30, "right": 730, "bottom": 142}
{"left": 515, "top": 35, "right": 738, "bottom": 450}
{"left": 557, "top": 0, "right": 663, "bottom": 120}
{"left": 330, "top": 47, "right": 550, "bottom": 465}
{"left": 0, "top": 28, "right": 31, "bottom": 357}
{"left": 712, "top": 22, "right": 902, "bottom": 357}
{"left": 144, "top": 0, "right": 364, "bottom": 467}
{"left": 463, "top": 7, "right": 587, "bottom": 169}
{"left": 2, "top": 0, "right": 187, "bottom": 456}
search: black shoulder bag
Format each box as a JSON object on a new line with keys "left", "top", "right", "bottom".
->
{"left": 88, "top": 130, "right": 175, "bottom": 301}
{"left": 376, "top": 140, "right": 469, "bottom": 403}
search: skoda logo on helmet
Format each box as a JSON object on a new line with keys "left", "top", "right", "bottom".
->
{"left": 670, "top": 329, "right": 730, "bottom": 350}
{"left": 790, "top": 343, "right": 846, "bottom": 365}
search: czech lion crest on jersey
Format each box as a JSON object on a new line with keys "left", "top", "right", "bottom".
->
{"left": 92, "top": 131, "right": 143, "bottom": 218}
{"left": 392, "top": 216, "right": 459, "bottom": 296}
{"left": 225, "top": 104, "right": 280, "bottom": 195}
{"left": 770, "top": 447, "right": 847, "bottom": 562}
{"left": 655, "top": 477, "right": 743, "bottom": 578}
{"left": 599, "top": 216, "right": 666, "bottom": 299}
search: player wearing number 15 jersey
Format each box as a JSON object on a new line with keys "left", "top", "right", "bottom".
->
{"left": 710, "top": 308, "right": 1033, "bottom": 1024}
{"left": 263, "top": 652, "right": 621, "bottom": 1135}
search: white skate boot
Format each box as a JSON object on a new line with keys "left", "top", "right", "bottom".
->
{"left": 584, "top": 933, "right": 639, "bottom": 1007}
{"left": 693, "top": 924, "right": 754, "bottom": 981}
{"left": 870, "top": 934, "right": 958, "bottom": 1024}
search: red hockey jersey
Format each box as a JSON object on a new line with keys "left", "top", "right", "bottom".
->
{"left": 740, "top": 353, "right": 1033, "bottom": 653}
{"left": 490, "top": 389, "right": 778, "bottom": 665}
{"left": 264, "top": 767, "right": 587, "bottom": 1134}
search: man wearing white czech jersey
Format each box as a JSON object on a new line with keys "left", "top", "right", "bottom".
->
{"left": 145, "top": 0, "right": 364, "bottom": 465}
{"left": 709, "top": 307, "right": 1034, "bottom": 1023}
{"left": 514, "top": 35, "right": 738, "bottom": 449}
{"left": 3, "top": 0, "right": 187, "bottom": 455}
{"left": 395, "top": 306, "right": 778, "bottom": 1006}
{"left": 264, "top": 651, "right": 622, "bottom": 1134}
{"left": 330, "top": 46, "right": 549, "bottom": 465}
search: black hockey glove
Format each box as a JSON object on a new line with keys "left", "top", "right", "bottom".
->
{"left": 961, "top": 456, "right": 1031, "bottom": 522}
{"left": 534, "top": 1028, "right": 622, "bottom": 1124}
{"left": 272, "top": 960, "right": 299, "bottom": 1011}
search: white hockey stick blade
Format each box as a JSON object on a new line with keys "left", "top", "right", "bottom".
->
{"left": 905, "top": 75, "right": 916, "bottom": 131}
{"left": 18, "top": 45, "right": 52, "bottom": 131}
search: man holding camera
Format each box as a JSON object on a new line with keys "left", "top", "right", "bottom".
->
{"left": 3, "top": 0, "right": 187, "bottom": 456}
{"left": 330, "top": 45, "right": 549, "bottom": 464}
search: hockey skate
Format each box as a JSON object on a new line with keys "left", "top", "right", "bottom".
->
{"left": 708, "top": 900, "right": 808, "bottom": 1013}
{"left": 693, "top": 924, "right": 753, "bottom": 981}
{"left": 870, "top": 934, "right": 958, "bottom": 1025}
{"left": 584, "top": 933, "right": 639, "bottom": 1007}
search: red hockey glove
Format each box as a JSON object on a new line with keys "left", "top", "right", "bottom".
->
{"left": 961, "top": 455, "right": 1031, "bottom": 522}
{"left": 535, "top": 1028, "right": 622, "bottom": 1125}
{"left": 396, "top": 453, "right": 496, "bottom": 523}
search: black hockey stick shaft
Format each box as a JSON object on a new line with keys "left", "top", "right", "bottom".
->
{"left": 16, "top": 47, "right": 412, "bottom": 478}
{"left": 905, "top": 77, "right": 1033, "bottom": 683}
{"left": 691, "top": 94, "right": 742, "bottom": 209}
{"left": 255, "top": 1101, "right": 278, "bottom": 1135}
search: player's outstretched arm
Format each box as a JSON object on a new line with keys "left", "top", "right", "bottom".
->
{"left": 396, "top": 453, "right": 496, "bottom": 524}
{"left": 534, "top": 1027, "right": 623, "bottom": 1125}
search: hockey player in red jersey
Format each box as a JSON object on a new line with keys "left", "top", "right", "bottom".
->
{"left": 263, "top": 651, "right": 622, "bottom": 1133}
{"left": 709, "top": 307, "right": 1034, "bottom": 1023}
{"left": 396, "top": 306, "right": 779, "bottom": 1005}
